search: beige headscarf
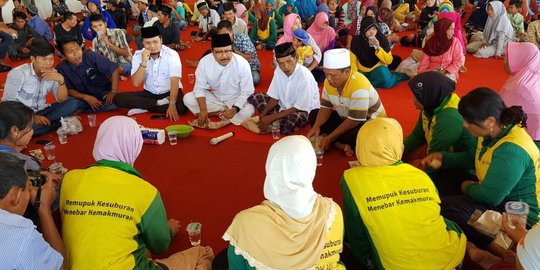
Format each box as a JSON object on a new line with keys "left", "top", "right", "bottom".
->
{"left": 356, "top": 118, "right": 404, "bottom": 167}
{"left": 223, "top": 136, "right": 336, "bottom": 270}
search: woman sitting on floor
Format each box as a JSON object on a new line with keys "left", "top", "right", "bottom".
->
{"left": 341, "top": 118, "right": 466, "bottom": 270}
{"left": 403, "top": 71, "right": 473, "bottom": 168}
{"left": 307, "top": 11, "right": 336, "bottom": 52}
{"left": 265, "top": 0, "right": 284, "bottom": 28}
{"left": 466, "top": 1, "right": 514, "bottom": 59}
{"left": 221, "top": 136, "right": 346, "bottom": 270}
{"left": 500, "top": 42, "right": 540, "bottom": 148}
{"left": 350, "top": 17, "right": 408, "bottom": 88}
{"left": 432, "top": 1, "right": 467, "bottom": 72}
{"left": 60, "top": 116, "right": 214, "bottom": 269}
{"left": 422, "top": 88, "right": 540, "bottom": 262}
{"left": 278, "top": 0, "right": 299, "bottom": 19}
{"left": 418, "top": 18, "right": 464, "bottom": 81}
{"left": 249, "top": 3, "right": 277, "bottom": 50}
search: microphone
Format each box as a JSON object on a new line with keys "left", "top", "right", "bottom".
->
{"left": 210, "top": 132, "right": 235, "bottom": 145}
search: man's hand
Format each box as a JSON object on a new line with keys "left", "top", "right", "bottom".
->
{"left": 168, "top": 218, "right": 180, "bottom": 236}
{"left": 421, "top": 152, "right": 443, "bottom": 169}
{"left": 103, "top": 91, "right": 116, "bottom": 104}
{"left": 319, "top": 136, "right": 332, "bottom": 150}
{"left": 99, "top": 32, "right": 110, "bottom": 46}
{"left": 21, "top": 47, "right": 30, "bottom": 54}
{"left": 197, "top": 110, "right": 209, "bottom": 127}
{"left": 257, "top": 115, "right": 274, "bottom": 131}
{"left": 4, "top": 28, "right": 17, "bottom": 36}
{"left": 141, "top": 48, "right": 150, "bottom": 64}
{"left": 41, "top": 69, "right": 64, "bottom": 83}
{"left": 166, "top": 105, "right": 179, "bottom": 121}
{"left": 84, "top": 95, "right": 103, "bottom": 111}
{"left": 221, "top": 108, "right": 237, "bottom": 120}
{"left": 34, "top": 115, "right": 51, "bottom": 126}
{"left": 502, "top": 212, "right": 528, "bottom": 243}
{"left": 306, "top": 126, "right": 320, "bottom": 139}
{"left": 38, "top": 171, "right": 58, "bottom": 210}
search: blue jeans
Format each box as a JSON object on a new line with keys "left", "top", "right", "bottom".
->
{"left": 252, "top": 70, "right": 260, "bottom": 85}
{"left": 74, "top": 98, "right": 118, "bottom": 113}
{"left": 119, "top": 62, "right": 132, "bottom": 76}
{"left": 175, "top": 20, "right": 187, "bottom": 31}
{"left": 0, "top": 31, "right": 13, "bottom": 60}
{"left": 33, "top": 98, "right": 80, "bottom": 136}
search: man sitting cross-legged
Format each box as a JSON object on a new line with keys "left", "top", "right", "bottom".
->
{"left": 56, "top": 36, "right": 121, "bottom": 113}
{"left": 114, "top": 26, "right": 187, "bottom": 121}
{"left": 245, "top": 42, "right": 320, "bottom": 135}
{"left": 2, "top": 39, "right": 78, "bottom": 136}
{"left": 183, "top": 33, "right": 255, "bottom": 129}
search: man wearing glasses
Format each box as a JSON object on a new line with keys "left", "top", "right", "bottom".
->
{"left": 184, "top": 34, "right": 255, "bottom": 129}
{"left": 114, "top": 26, "right": 187, "bottom": 121}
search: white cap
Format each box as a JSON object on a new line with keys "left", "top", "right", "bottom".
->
{"left": 139, "top": 0, "right": 149, "bottom": 4}
{"left": 323, "top": 48, "right": 350, "bottom": 69}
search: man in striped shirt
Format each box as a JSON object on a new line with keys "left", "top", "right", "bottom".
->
{"left": 307, "top": 48, "right": 386, "bottom": 156}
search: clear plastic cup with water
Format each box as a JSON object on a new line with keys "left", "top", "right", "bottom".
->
{"left": 315, "top": 149, "right": 324, "bottom": 166}
{"left": 58, "top": 132, "right": 68, "bottom": 144}
{"left": 270, "top": 122, "right": 280, "bottom": 140}
{"left": 44, "top": 144, "right": 56, "bottom": 160}
{"left": 168, "top": 130, "right": 178, "bottom": 145}
{"left": 505, "top": 201, "right": 529, "bottom": 228}
{"left": 87, "top": 114, "right": 96, "bottom": 127}
{"left": 186, "top": 222, "right": 202, "bottom": 246}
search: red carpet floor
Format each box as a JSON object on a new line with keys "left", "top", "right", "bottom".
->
{"left": 0, "top": 25, "right": 510, "bottom": 259}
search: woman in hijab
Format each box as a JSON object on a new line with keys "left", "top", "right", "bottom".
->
{"left": 235, "top": 3, "right": 249, "bottom": 25}
{"left": 249, "top": 3, "right": 277, "bottom": 50}
{"left": 265, "top": 0, "right": 284, "bottom": 28}
{"left": 418, "top": 18, "right": 464, "bottom": 81}
{"left": 350, "top": 16, "right": 408, "bottom": 88}
{"left": 341, "top": 118, "right": 466, "bottom": 269}
{"left": 422, "top": 88, "right": 539, "bottom": 261}
{"left": 403, "top": 72, "right": 473, "bottom": 168}
{"left": 432, "top": 1, "right": 467, "bottom": 72}
{"left": 500, "top": 42, "right": 540, "bottom": 148}
{"left": 466, "top": 1, "right": 514, "bottom": 58}
{"left": 307, "top": 11, "right": 336, "bottom": 52}
{"left": 60, "top": 116, "right": 214, "bottom": 269}
{"left": 418, "top": 0, "right": 438, "bottom": 30}
{"left": 223, "top": 136, "right": 346, "bottom": 269}
{"left": 277, "top": 13, "right": 323, "bottom": 72}
{"left": 278, "top": 0, "right": 299, "bottom": 18}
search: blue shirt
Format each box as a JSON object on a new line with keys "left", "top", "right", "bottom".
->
{"left": 56, "top": 51, "right": 119, "bottom": 98}
{"left": 0, "top": 209, "right": 63, "bottom": 270}
{"left": 234, "top": 33, "right": 260, "bottom": 71}
{"left": 294, "top": 0, "right": 317, "bottom": 21}
{"left": 28, "top": 16, "right": 52, "bottom": 42}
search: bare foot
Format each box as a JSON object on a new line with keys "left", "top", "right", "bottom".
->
{"left": 120, "top": 75, "right": 128, "bottom": 81}
{"left": 334, "top": 141, "right": 354, "bottom": 156}
{"left": 460, "top": 65, "right": 468, "bottom": 73}
{"left": 467, "top": 242, "right": 502, "bottom": 270}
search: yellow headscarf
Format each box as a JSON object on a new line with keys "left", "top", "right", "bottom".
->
{"left": 356, "top": 118, "right": 404, "bottom": 167}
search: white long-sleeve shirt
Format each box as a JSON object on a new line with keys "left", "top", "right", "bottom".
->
{"left": 194, "top": 53, "right": 254, "bottom": 108}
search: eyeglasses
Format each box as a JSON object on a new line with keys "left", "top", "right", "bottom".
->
{"left": 213, "top": 49, "right": 233, "bottom": 55}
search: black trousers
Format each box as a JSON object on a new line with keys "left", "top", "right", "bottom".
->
{"left": 308, "top": 109, "right": 362, "bottom": 149}
{"left": 113, "top": 89, "right": 188, "bottom": 114}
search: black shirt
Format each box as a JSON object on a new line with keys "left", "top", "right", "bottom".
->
{"left": 153, "top": 21, "right": 180, "bottom": 46}
{"left": 53, "top": 24, "right": 84, "bottom": 47}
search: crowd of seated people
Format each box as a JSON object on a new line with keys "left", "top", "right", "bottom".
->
{"left": 0, "top": 0, "right": 540, "bottom": 269}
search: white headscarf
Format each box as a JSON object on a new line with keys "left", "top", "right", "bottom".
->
{"left": 263, "top": 136, "right": 317, "bottom": 219}
{"left": 93, "top": 116, "right": 143, "bottom": 166}
{"left": 483, "top": 1, "right": 514, "bottom": 45}
{"left": 517, "top": 227, "right": 540, "bottom": 270}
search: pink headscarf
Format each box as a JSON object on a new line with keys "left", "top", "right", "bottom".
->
{"left": 500, "top": 42, "right": 540, "bottom": 140}
{"left": 93, "top": 116, "right": 143, "bottom": 166}
{"left": 235, "top": 3, "right": 248, "bottom": 25}
{"left": 307, "top": 12, "right": 336, "bottom": 51}
{"left": 277, "top": 13, "right": 301, "bottom": 45}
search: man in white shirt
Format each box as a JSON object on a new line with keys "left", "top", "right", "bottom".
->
{"left": 191, "top": 2, "right": 220, "bottom": 41}
{"left": 114, "top": 26, "right": 187, "bottom": 121}
{"left": 223, "top": 2, "right": 248, "bottom": 35}
{"left": 184, "top": 33, "right": 255, "bottom": 129}
{"left": 246, "top": 42, "right": 319, "bottom": 134}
